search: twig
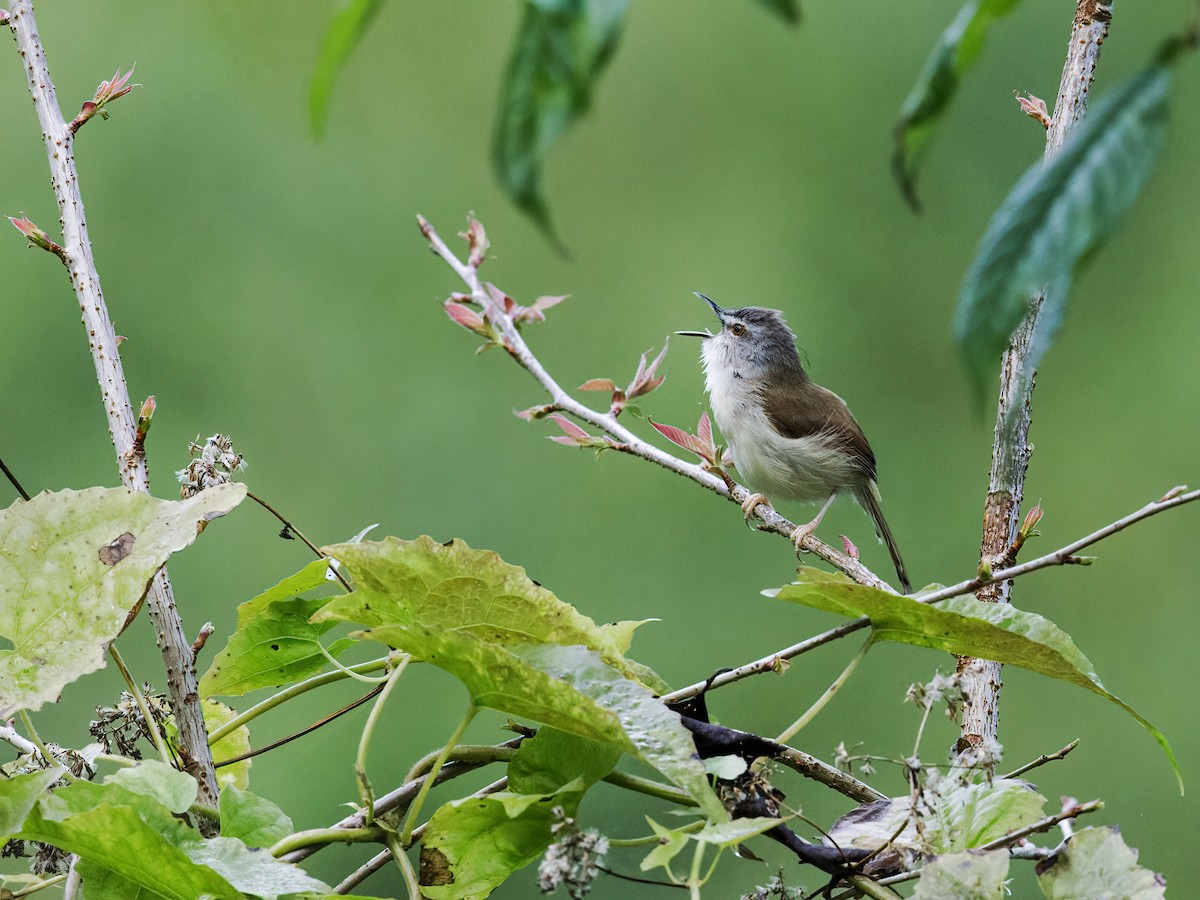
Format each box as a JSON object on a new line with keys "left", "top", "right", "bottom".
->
{"left": 596, "top": 866, "right": 688, "bottom": 890}
{"left": 1003, "top": 739, "right": 1079, "bottom": 780}
{"left": 958, "top": 0, "right": 1115, "bottom": 759}
{"left": 246, "top": 490, "right": 352, "bottom": 591}
{"left": 417, "top": 215, "right": 893, "bottom": 593}
{"left": 0, "top": 456, "right": 30, "bottom": 500}
{"left": 332, "top": 848, "right": 391, "bottom": 895}
{"left": 0, "top": 720, "right": 38, "bottom": 756}
{"left": 6, "top": 0, "right": 219, "bottom": 816}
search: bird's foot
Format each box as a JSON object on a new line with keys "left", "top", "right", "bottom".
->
{"left": 741, "top": 492, "right": 768, "bottom": 521}
{"left": 791, "top": 520, "right": 819, "bottom": 553}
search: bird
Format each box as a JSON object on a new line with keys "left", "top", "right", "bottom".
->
{"left": 678, "top": 293, "right": 911, "bottom": 593}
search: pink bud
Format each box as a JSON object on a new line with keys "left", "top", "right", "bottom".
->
{"left": 444, "top": 300, "right": 488, "bottom": 335}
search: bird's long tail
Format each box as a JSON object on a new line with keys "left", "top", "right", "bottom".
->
{"left": 855, "top": 481, "right": 912, "bottom": 594}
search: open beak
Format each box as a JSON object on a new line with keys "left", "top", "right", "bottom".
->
{"left": 676, "top": 292, "right": 723, "bottom": 337}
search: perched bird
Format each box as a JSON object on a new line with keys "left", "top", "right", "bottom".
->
{"left": 678, "top": 293, "right": 911, "bottom": 593}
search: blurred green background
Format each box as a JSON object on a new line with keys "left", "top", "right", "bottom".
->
{"left": 3, "top": 1, "right": 1199, "bottom": 896}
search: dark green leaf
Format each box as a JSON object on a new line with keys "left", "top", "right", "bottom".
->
{"left": 771, "top": 569, "right": 1181, "bottom": 788}
{"left": 955, "top": 67, "right": 1169, "bottom": 399}
{"left": 200, "top": 559, "right": 349, "bottom": 697}
{"left": 1037, "top": 827, "right": 1165, "bottom": 899}
{"left": 310, "top": 0, "right": 386, "bottom": 137}
{"left": 0, "top": 484, "right": 245, "bottom": 717}
{"left": 754, "top": 0, "right": 801, "bottom": 25}
{"left": 492, "top": 0, "right": 628, "bottom": 244}
{"left": 893, "top": 0, "right": 1022, "bottom": 210}
{"left": 508, "top": 726, "right": 621, "bottom": 795}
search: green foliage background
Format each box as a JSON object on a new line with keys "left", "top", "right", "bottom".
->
{"left": 2, "top": 1, "right": 1198, "bottom": 895}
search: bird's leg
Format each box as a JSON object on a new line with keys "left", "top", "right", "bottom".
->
{"left": 792, "top": 493, "right": 838, "bottom": 553}
{"left": 741, "top": 492, "right": 769, "bottom": 521}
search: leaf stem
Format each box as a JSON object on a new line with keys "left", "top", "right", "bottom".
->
{"left": 357, "top": 654, "right": 411, "bottom": 825}
{"left": 207, "top": 655, "right": 389, "bottom": 743}
{"left": 245, "top": 490, "right": 352, "bottom": 591}
{"left": 17, "top": 710, "right": 74, "bottom": 782}
{"left": 108, "top": 644, "right": 171, "bottom": 766}
{"left": 775, "top": 633, "right": 874, "bottom": 744}
{"left": 269, "top": 824, "right": 385, "bottom": 858}
{"left": 400, "top": 703, "right": 478, "bottom": 844}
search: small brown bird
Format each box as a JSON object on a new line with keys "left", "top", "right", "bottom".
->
{"left": 679, "top": 294, "right": 911, "bottom": 593}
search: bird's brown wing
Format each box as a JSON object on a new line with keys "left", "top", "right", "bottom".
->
{"left": 760, "top": 380, "right": 878, "bottom": 482}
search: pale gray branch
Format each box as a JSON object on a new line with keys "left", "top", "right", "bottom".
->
{"left": 6, "top": 0, "right": 217, "bottom": 812}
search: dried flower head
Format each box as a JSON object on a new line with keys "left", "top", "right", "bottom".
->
{"left": 177, "top": 434, "right": 246, "bottom": 498}
{"left": 89, "top": 684, "right": 171, "bottom": 758}
{"left": 538, "top": 809, "right": 608, "bottom": 898}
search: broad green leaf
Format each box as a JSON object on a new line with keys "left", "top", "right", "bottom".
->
{"left": 418, "top": 727, "right": 619, "bottom": 897}
{"left": 206, "top": 699, "right": 252, "bottom": 789}
{"left": 418, "top": 789, "right": 566, "bottom": 900}
{"left": 639, "top": 817, "right": 691, "bottom": 872}
{"left": 955, "top": 67, "right": 1169, "bottom": 399}
{"left": 219, "top": 784, "right": 294, "bottom": 848}
{"left": 1037, "top": 826, "right": 1165, "bottom": 899}
{"left": 108, "top": 760, "right": 198, "bottom": 814}
{"left": 754, "top": 0, "right": 801, "bottom": 24}
{"left": 72, "top": 862, "right": 172, "bottom": 900}
{"left": 926, "top": 779, "right": 1045, "bottom": 853}
{"left": 492, "top": 0, "right": 628, "bottom": 243}
{"left": 893, "top": 0, "right": 1021, "bottom": 210}
{"left": 772, "top": 569, "right": 1180, "bottom": 788}
{"left": 0, "top": 484, "right": 245, "bottom": 717}
{"left": 315, "top": 535, "right": 665, "bottom": 690}
{"left": 912, "top": 850, "right": 1009, "bottom": 899}
{"left": 200, "top": 559, "right": 349, "bottom": 697}
{"left": 0, "top": 767, "right": 63, "bottom": 838}
{"left": 693, "top": 816, "right": 782, "bottom": 847}
{"left": 185, "top": 836, "right": 330, "bottom": 898}
{"left": 309, "top": 0, "right": 385, "bottom": 136}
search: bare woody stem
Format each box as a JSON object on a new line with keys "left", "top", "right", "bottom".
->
{"left": 958, "top": 0, "right": 1114, "bottom": 755}
{"left": 417, "top": 215, "right": 892, "bottom": 593}
{"left": 6, "top": 0, "right": 219, "bottom": 813}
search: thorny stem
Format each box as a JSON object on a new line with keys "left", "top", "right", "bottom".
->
{"left": 958, "top": 0, "right": 1115, "bottom": 760}
{"left": 6, "top": 0, "right": 219, "bottom": 815}
{"left": 356, "top": 654, "right": 412, "bottom": 825}
{"left": 207, "top": 656, "right": 390, "bottom": 743}
{"left": 107, "top": 645, "right": 171, "bottom": 766}
{"left": 418, "top": 215, "right": 892, "bottom": 593}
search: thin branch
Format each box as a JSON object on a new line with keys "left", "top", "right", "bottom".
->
{"left": 246, "top": 490, "right": 352, "bottom": 591}
{"left": 418, "top": 215, "right": 893, "bottom": 593}
{"left": 333, "top": 848, "right": 391, "bottom": 895}
{"left": 959, "top": 0, "right": 1115, "bottom": 758}
{"left": 1003, "top": 739, "right": 1079, "bottom": 780}
{"left": 6, "top": 0, "right": 218, "bottom": 816}
{"left": 0, "top": 720, "right": 38, "bottom": 756}
{"left": 0, "top": 456, "right": 31, "bottom": 500}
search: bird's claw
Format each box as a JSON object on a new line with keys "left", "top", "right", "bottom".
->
{"left": 741, "top": 492, "right": 768, "bottom": 521}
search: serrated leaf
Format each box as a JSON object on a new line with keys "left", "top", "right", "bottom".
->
{"left": 771, "top": 569, "right": 1180, "bottom": 788}
{"left": 313, "top": 536, "right": 663, "bottom": 689}
{"left": 955, "top": 66, "right": 1169, "bottom": 400}
{"left": 309, "top": 0, "right": 385, "bottom": 137}
{"left": 492, "top": 0, "right": 628, "bottom": 243}
{"left": 893, "top": 0, "right": 1022, "bottom": 210}
{"left": 200, "top": 559, "right": 349, "bottom": 697}
{"left": 108, "top": 760, "right": 198, "bottom": 814}
{"left": 205, "top": 699, "right": 252, "bottom": 789}
{"left": 754, "top": 0, "right": 801, "bottom": 24}
{"left": 1037, "top": 826, "right": 1165, "bottom": 899}
{"left": 219, "top": 784, "right": 293, "bottom": 848}
{"left": 0, "top": 485, "right": 245, "bottom": 717}
{"left": 912, "top": 849, "right": 1010, "bottom": 899}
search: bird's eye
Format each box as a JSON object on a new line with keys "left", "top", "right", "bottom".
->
{"left": 730, "top": 322, "right": 746, "bottom": 336}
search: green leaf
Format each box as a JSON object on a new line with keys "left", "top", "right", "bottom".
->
{"left": 0, "top": 484, "right": 245, "bottom": 717}
{"left": 314, "top": 536, "right": 665, "bottom": 690}
{"left": 205, "top": 699, "right": 252, "bottom": 789}
{"left": 0, "top": 767, "right": 63, "bottom": 838}
{"left": 754, "top": 0, "right": 801, "bottom": 24}
{"left": 926, "top": 779, "right": 1045, "bottom": 853}
{"left": 492, "top": 0, "right": 628, "bottom": 244}
{"left": 508, "top": 726, "right": 621, "bottom": 795}
{"left": 893, "top": 0, "right": 1021, "bottom": 210}
{"left": 955, "top": 66, "right": 1170, "bottom": 399}
{"left": 309, "top": 0, "right": 385, "bottom": 137}
{"left": 72, "top": 862, "right": 172, "bottom": 900}
{"left": 108, "top": 760, "right": 198, "bottom": 814}
{"left": 200, "top": 559, "right": 349, "bottom": 697}
{"left": 219, "top": 784, "right": 294, "bottom": 848}
{"left": 639, "top": 817, "right": 691, "bottom": 872}
{"left": 1037, "top": 826, "right": 1165, "bottom": 899}
{"left": 184, "top": 835, "right": 331, "bottom": 898}
{"left": 912, "top": 849, "right": 1010, "bottom": 899}
{"left": 772, "top": 569, "right": 1181, "bottom": 789}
